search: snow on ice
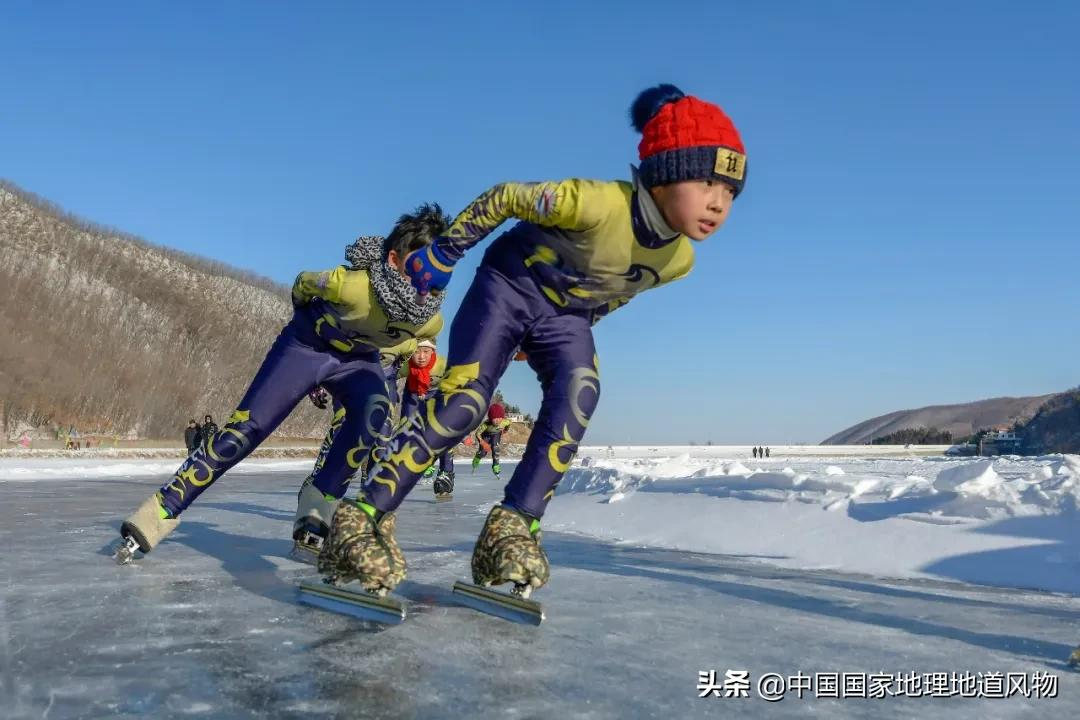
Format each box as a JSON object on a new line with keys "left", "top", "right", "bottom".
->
{"left": 550, "top": 447, "right": 1080, "bottom": 595}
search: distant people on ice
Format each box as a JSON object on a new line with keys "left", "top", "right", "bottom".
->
{"left": 752, "top": 446, "right": 758, "bottom": 459}
{"left": 184, "top": 419, "right": 201, "bottom": 452}
{"left": 325, "top": 83, "right": 746, "bottom": 600}
{"left": 113, "top": 204, "right": 450, "bottom": 568}
{"left": 199, "top": 415, "right": 218, "bottom": 447}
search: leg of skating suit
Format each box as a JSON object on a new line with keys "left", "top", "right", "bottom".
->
{"left": 503, "top": 315, "right": 600, "bottom": 518}
{"left": 157, "top": 315, "right": 383, "bottom": 518}
{"left": 437, "top": 447, "right": 454, "bottom": 474}
{"left": 488, "top": 431, "right": 502, "bottom": 470}
{"left": 363, "top": 266, "right": 532, "bottom": 512}
{"left": 369, "top": 361, "right": 401, "bottom": 470}
{"left": 309, "top": 358, "right": 392, "bottom": 500}
{"left": 310, "top": 398, "right": 346, "bottom": 478}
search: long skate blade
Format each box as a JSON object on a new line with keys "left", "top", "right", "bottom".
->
{"left": 298, "top": 580, "right": 406, "bottom": 625}
{"left": 451, "top": 581, "right": 544, "bottom": 626}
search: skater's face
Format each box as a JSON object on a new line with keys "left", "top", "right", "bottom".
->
{"left": 413, "top": 346, "right": 434, "bottom": 366}
{"left": 650, "top": 179, "right": 735, "bottom": 241}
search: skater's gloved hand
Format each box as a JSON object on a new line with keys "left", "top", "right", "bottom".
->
{"left": 308, "top": 386, "right": 330, "bottom": 409}
{"left": 512, "top": 351, "right": 528, "bottom": 362}
{"left": 404, "top": 242, "right": 455, "bottom": 296}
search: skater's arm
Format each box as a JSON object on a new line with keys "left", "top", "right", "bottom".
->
{"left": 436, "top": 179, "right": 612, "bottom": 263}
{"left": 405, "top": 181, "right": 615, "bottom": 295}
{"left": 292, "top": 266, "right": 348, "bottom": 306}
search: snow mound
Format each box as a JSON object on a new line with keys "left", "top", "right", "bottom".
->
{"left": 825, "top": 465, "right": 845, "bottom": 476}
{"left": 933, "top": 460, "right": 999, "bottom": 491}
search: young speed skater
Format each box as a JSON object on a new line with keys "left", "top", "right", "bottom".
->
{"left": 112, "top": 204, "right": 450, "bottom": 565}
{"left": 471, "top": 402, "right": 513, "bottom": 477}
{"left": 317, "top": 83, "right": 745, "bottom": 599}
{"left": 397, "top": 339, "right": 458, "bottom": 498}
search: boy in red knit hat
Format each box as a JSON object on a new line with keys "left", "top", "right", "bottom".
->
{"left": 470, "top": 401, "right": 513, "bottom": 478}
{"left": 318, "top": 84, "right": 744, "bottom": 599}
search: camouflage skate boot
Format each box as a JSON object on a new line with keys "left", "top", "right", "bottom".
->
{"left": 317, "top": 499, "right": 406, "bottom": 596}
{"left": 1069, "top": 647, "right": 1080, "bottom": 670}
{"left": 471, "top": 505, "right": 550, "bottom": 595}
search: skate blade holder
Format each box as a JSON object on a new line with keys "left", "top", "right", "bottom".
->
{"left": 451, "top": 581, "right": 545, "bottom": 626}
{"left": 288, "top": 542, "right": 320, "bottom": 565}
{"left": 298, "top": 579, "right": 406, "bottom": 625}
{"left": 112, "top": 535, "right": 141, "bottom": 565}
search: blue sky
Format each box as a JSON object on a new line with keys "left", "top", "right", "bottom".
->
{"left": 2, "top": 1, "right": 1077, "bottom": 444}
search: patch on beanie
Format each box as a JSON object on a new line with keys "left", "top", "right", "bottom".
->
{"left": 714, "top": 149, "right": 746, "bottom": 181}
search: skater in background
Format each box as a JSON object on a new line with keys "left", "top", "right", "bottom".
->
{"left": 113, "top": 204, "right": 449, "bottom": 566}
{"left": 471, "top": 402, "right": 512, "bottom": 478}
{"left": 319, "top": 83, "right": 746, "bottom": 599}
{"left": 398, "top": 339, "right": 456, "bottom": 498}
{"left": 752, "top": 446, "right": 759, "bottom": 459}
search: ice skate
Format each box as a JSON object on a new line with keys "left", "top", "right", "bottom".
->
{"left": 291, "top": 477, "right": 341, "bottom": 563}
{"left": 113, "top": 493, "right": 180, "bottom": 565}
{"left": 433, "top": 470, "right": 455, "bottom": 501}
{"left": 317, "top": 499, "right": 406, "bottom": 596}
{"left": 471, "top": 504, "right": 549, "bottom": 595}
{"left": 418, "top": 464, "right": 437, "bottom": 486}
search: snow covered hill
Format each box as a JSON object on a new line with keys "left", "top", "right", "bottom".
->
{"left": 0, "top": 180, "right": 326, "bottom": 439}
{"left": 823, "top": 395, "right": 1054, "bottom": 445}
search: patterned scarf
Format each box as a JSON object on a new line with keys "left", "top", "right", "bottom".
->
{"left": 344, "top": 236, "right": 444, "bottom": 326}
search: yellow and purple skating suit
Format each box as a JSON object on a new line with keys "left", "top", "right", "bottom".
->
{"left": 157, "top": 266, "right": 441, "bottom": 518}
{"left": 362, "top": 175, "right": 694, "bottom": 518}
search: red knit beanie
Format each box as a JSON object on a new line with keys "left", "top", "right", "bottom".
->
{"left": 632, "top": 84, "right": 746, "bottom": 196}
{"left": 488, "top": 403, "right": 505, "bottom": 422}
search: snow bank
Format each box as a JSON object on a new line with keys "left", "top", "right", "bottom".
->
{"left": 549, "top": 451, "right": 1080, "bottom": 594}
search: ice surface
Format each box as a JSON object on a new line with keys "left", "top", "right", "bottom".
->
{"left": 2, "top": 453, "right": 1079, "bottom": 718}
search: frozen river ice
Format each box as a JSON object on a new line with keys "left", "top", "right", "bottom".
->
{"left": 2, "top": 460, "right": 1078, "bottom": 718}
